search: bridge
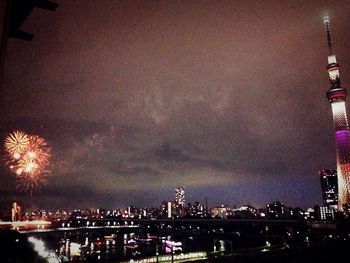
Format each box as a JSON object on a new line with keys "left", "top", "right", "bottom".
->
{"left": 0, "top": 220, "right": 51, "bottom": 231}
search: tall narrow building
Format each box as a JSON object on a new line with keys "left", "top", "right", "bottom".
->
{"left": 323, "top": 16, "right": 350, "bottom": 209}
{"left": 175, "top": 187, "right": 185, "bottom": 208}
{"left": 171, "top": 187, "right": 185, "bottom": 218}
{"left": 319, "top": 169, "right": 338, "bottom": 208}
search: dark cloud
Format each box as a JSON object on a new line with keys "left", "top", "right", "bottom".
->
{"left": 2, "top": 0, "right": 350, "bottom": 209}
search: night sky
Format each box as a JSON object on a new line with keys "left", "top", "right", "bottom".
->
{"left": 2, "top": 0, "right": 350, "bottom": 210}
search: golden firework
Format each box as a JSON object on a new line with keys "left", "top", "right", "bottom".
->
{"left": 4, "top": 130, "right": 29, "bottom": 157}
{"left": 16, "top": 170, "right": 49, "bottom": 192}
{"left": 4, "top": 131, "right": 52, "bottom": 193}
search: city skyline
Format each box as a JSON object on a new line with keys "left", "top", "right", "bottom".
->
{"left": 2, "top": 1, "right": 350, "bottom": 210}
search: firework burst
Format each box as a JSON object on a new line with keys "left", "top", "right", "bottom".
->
{"left": 4, "top": 130, "right": 29, "bottom": 158}
{"left": 15, "top": 169, "right": 50, "bottom": 193}
{"left": 4, "top": 131, "right": 52, "bottom": 193}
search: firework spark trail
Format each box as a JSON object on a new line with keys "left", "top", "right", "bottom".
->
{"left": 4, "top": 131, "right": 52, "bottom": 193}
{"left": 16, "top": 170, "right": 50, "bottom": 193}
{"left": 26, "top": 135, "right": 51, "bottom": 168}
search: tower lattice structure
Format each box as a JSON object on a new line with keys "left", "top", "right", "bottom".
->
{"left": 323, "top": 16, "right": 350, "bottom": 209}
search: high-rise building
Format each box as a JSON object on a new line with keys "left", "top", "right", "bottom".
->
{"left": 173, "top": 187, "right": 185, "bottom": 217}
{"left": 316, "top": 205, "right": 335, "bottom": 221}
{"left": 174, "top": 187, "right": 185, "bottom": 208}
{"left": 319, "top": 169, "right": 338, "bottom": 208}
{"left": 323, "top": 16, "right": 350, "bottom": 209}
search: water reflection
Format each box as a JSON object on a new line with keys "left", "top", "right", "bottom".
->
{"left": 28, "top": 236, "right": 60, "bottom": 263}
{"left": 29, "top": 230, "right": 189, "bottom": 262}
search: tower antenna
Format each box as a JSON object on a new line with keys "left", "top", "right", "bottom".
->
{"left": 323, "top": 16, "right": 333, "bottom": 55}
{"left": 323, "top": 16, "right": 350, "bottom": 210}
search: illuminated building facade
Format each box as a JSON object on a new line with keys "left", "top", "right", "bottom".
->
{"left": 211, "top": 205, "right": 230, "bottom": 219}
{"left": 188, "top": 202, "right": 205, "bottom": 218}
{"left": 172, "top": 187, "right": 185, "bottom": 217}
{"left": 266, "top": 201, "right": 288, "bottom": 219}
{"left": 232, "top": 205, "right": 259, "bottom": 219}
{"left": 167, "top": 201, "right": 172, "bottom": 219}
{"left": 174, "top": 187, "right": 185, "bottom": 207}
{"left": 323, "top": 17, "right": 350, "bottom": 209}
{"left": 318, "top": 206, "right": 335, "bottom": 221}
{"left": 319, "top": 169, "right": 338, "bottom": 208}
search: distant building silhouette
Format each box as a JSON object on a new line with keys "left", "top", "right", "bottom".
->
{"left": 266, "top": 201, "right": 288, "bottom": 219}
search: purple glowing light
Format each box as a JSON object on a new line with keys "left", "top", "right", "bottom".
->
{"left": 335, "top": 130, "right": 350, "bottom": 164}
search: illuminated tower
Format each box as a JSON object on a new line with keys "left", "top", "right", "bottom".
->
{"left": 323, "top": 16, "right": 350, "bottom": 209}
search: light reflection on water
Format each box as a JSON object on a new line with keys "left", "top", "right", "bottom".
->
{"left": 28, "top": 236, "right": 60, "bottom": 263}
{"left": 29, "top": 230, "right": 192, "bottom": 262}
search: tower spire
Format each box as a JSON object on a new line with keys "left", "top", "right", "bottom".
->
{"left": 323, "top": 16, "right": 333, "bottom": 55}
{"left": 323, "top": 16, "right": 350, "bottom": 210}
{"left": 324, "top": 15, "right": 342, "bottom": 92}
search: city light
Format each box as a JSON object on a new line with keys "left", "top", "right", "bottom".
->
{"left": 2, "top": 5, "right": 350, "bottom": 263}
